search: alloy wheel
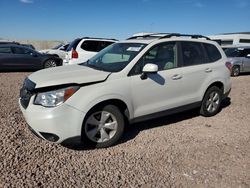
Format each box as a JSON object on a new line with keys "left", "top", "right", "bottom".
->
{"left": 206, "top": 91, "right": 220, "bottom": 113}
{"left": 85, "top": 111, "right": 118, "bottom": 143}
{"left": 44, "top": 60, "right": 57, "bottom": 68}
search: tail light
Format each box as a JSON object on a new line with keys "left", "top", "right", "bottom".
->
{"left": 225, "top": 62, "right": 232, "bottom": 72}
{"left": 72, "top": 49, "right": 78, "bottom": 59}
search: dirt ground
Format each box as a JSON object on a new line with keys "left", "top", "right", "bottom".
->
{"left": 0, "top": 72, "right": 249, "bottom": 187}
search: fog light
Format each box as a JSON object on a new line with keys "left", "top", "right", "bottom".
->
{"left": 40, "top": 132, "right": 59, "bottom": 142}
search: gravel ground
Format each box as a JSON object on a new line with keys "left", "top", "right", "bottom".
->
{"left": 0, "top": 72, "right": 250, "bottom": 188}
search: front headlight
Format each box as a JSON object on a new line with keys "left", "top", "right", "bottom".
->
{"left": 34, "top": 86, "right": 79, "bottom": 107}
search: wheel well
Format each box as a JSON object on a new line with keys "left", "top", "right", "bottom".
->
{"left": 201, "top": 81, "right": 224, "bottom": 103}
{"left": 207, "top": 82, "right": 224, "bottom": 93}
{"left": 85, "top": 99, "right": 129, "bottom": 122}
{"left": 232, "top": 64, "right": 241, "bottom": 71}
{"left": 52, "top": 54, "right": 59, "bottom": 57}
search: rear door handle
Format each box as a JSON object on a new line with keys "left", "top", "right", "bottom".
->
{"left": 205, "top": 68, "right": 212, "bottom": 73}
{"left": 171, "top": 74, "right": 182, "bottom": 80}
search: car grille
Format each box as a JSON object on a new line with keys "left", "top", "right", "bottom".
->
{"left": 20, "top": 78, "right": 36, "bottom": 109}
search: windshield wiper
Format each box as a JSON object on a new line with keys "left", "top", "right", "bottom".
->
{"left": 79, "top": 60, "right": 89, "bottom": 66}
{"left": 87, "top": 64, "right": 103, "bottom": 71}
{"left": 81, "top": 60, "right": 110, "bottom": 72}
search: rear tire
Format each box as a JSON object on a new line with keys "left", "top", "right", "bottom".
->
{"left": 200, "top": 86, "right": 222, "bottom": 117}
{"left": 231, "top": 66, "right": 240, "bottom": 77}
{"left": 82, "top": 105, "right": 125, "bottom": 148}
{"left": 44, "top": 59, "right": 57, "bottom": 69}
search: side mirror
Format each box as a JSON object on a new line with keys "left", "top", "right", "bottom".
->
{"left": 30, "top": 53, "right": 38, "bottom": 57}
{"left": 141, "top": 63, "right": 158, "bottom": 80}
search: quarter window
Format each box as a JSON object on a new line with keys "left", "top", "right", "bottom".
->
{"left": 180, "top": 42, "right": 206, "bottom": 66}
{"left": 203, "top": 43, "right": 222, "bottom": 62}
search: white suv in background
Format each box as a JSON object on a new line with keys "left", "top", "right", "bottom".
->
{"left": 19, "top": 33, "right": 232, "bottom": 148}
{"left": 64, "top": 37, "right": 117, "bottom": 65}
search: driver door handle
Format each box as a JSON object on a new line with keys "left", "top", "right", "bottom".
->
{"left": 171, "top": 74, "right": 182, "bottom": 80}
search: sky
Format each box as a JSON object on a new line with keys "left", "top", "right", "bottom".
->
{"left": 0, "top": 0, "right": 249, "bottom": 41}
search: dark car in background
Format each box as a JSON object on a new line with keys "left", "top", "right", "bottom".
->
{"left": 0, "top": 43, "right": 62, "bottom": 71}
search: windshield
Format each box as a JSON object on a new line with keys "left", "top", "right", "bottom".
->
{"left": 224, "top": 48, "right": 242, "bottom": 57}
{"left": 81, "top": 43, "right": 146, "bottom": 72}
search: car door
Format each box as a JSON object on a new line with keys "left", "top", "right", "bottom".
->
{"left": 11, "top": 47, "right": 41, "bottom": 69}
{"left": 178, "top": 41, "right": 212, "bottom": 104}
{"left": 0, "top": 46, "right": 14, "bottom": 70}
{"left": 242, "top": 49, "right": 250, "bottom": 72}
{"left": 129, "top": 42, "right": 185, "bottom": 118}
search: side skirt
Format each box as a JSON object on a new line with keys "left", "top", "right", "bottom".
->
{"left": 130, "top": 102, "right": 201, "bottom": 124}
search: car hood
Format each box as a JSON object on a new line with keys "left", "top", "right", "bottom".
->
{"left": 28, "top": 65, "right": 111, "bottom": 88}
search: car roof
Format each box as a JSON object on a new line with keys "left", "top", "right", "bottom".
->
{"left": 79, "top": 37, "right": 118, "bottom": 41}
{"left": 120, "top": 33, "right": 212, "bottom": 45}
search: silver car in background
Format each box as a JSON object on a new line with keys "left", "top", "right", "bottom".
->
{"left": 224, "top": 46, "right": 250, "bottom": 76}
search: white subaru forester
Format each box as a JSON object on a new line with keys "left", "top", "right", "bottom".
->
{"left": 19, "top": 33, "right": 232, "bottom": 148}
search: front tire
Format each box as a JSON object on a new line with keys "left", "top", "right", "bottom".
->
{"left": 200, "top": 86, "right": 222, "bottom": 117}
{"left": 82, "top": 105, "right": 125, "bottom": 148}
{"left": 44, "top": 59, "right": 57, "bottom": 69}
{"left": 231, "top": 66, "right": 240, "bottom": 77}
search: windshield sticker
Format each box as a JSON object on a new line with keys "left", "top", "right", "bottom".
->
{"left": 127, "top": 47, "right": 142, "bottom": 52}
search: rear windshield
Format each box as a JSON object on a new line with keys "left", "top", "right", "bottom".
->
{"left": 224, "top": 48, "right": 242, "bottom": 57}
{"left": 66, "top": 39, "right": 81, "bottom": 51}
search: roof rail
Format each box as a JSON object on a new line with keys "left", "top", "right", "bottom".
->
{"left": 127, "top": 33, "right": 171, "bottom": 40}
{"left": 160, "top": 33, "right": 211, "bottom": 40}
{"left": 127, "top": 33, "right": 210, "bottom": 40}
{"left": 81, "top": 37, "right": 118, "bottom": 41}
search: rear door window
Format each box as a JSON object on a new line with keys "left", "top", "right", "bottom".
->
{"left": 12, "top": 47, "right": 32, "bottom": 55}
{"left": 203, "top": 43, "right": 222, "bottom": 62}
{"left": 180, "top": 41, "right": 206, "bottom": 66}
{"left": 0, "top": 47, "right": 12, "bottom": 54}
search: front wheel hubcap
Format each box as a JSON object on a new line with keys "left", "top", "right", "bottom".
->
{"left": 85, "top": 111, "right": 118, "bottom": 143}
{"left": 45, "top": 60, "right": 57, "bottom": 68}
{"left": 206, "top": 91, "right": 220, "bottom": 113}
